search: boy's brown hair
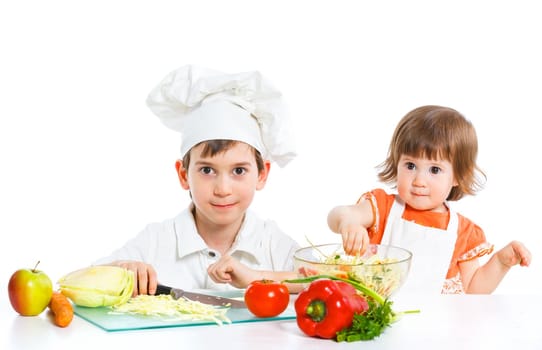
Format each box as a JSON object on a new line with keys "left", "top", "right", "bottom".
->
{"left": 377, "top": 105, "right": 486, "bottom": 201}
{"left": 182, "top": 140, "right": 265, "bottom": 173}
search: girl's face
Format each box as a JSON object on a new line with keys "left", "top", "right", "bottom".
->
{"left": 396, "top": 154, "right": 458, "bottom": 212}
{"left": 177, "top": 142, "right": 270, "bottom": 229}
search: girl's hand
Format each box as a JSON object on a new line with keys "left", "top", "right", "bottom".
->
{"left": 339, "top": 226, "right": 370, "bottom": 256}
{"left": 107, "top": 260, "right": 158, "bottom": 297}
{"left": 328, "top": 202, "right": 374, "bottom": 256}
{"left": 207, "top": 255, "right": 258, "bottom": 289}
{"left": 497, "top": 240, "right": 532, "bottom": 268}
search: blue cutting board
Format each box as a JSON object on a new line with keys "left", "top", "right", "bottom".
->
{"left": 74, "top": 291, "right": 296, "bottom": 332}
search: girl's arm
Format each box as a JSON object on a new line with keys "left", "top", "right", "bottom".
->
{"left": 327, "top": 200, "right": 374, "bottom": 255}
{"left": 460, "top": 241, "right": 531, "bottom": 294}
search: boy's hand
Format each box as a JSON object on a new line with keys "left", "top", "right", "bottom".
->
{"left": 207, "top": 255, "right": 257, "bottom": 289}
{"left": 497, "top": 241, "right": 532, "bottom": 268}
{"left": 107, "top": 260, "right": 158, "bottom": 297}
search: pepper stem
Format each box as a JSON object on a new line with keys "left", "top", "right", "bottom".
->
{"left": 305, "top": 300, "right": 327, "bottom": 322}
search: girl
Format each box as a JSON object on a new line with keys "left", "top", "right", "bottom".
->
{"left": 328, "top": 105, "right": 531, "bottom": 294}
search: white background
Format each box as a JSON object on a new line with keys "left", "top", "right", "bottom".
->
{"left": 1, "top": 1, "right": 540, "bottom": 295}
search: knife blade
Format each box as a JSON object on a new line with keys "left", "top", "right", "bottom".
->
{"left": 155, "top": 284, "right": 246, "bottom": 308}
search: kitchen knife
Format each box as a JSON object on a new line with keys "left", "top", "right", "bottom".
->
{"left": 155, "top": 284, "right": 246, "bottom": 308}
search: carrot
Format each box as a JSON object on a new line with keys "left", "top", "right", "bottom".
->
{"left": 49, "top": 291, "right": 74, "bottom": 327}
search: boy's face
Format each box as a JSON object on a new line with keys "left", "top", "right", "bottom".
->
{"left": 396, "top": 154, "right": 458, "bottom": 213}
{"left": 176, "top": 142, "right": 270, "bottom": 228}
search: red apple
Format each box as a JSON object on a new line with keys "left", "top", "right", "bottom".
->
{"left": 8, "top": 261, "right": 53, "bottom": 316}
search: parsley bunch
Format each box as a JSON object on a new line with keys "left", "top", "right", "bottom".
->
{"left": 336, "top": 299, "right": 395, "bottom": 342}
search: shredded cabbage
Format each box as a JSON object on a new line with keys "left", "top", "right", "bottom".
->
{"left": 308, "top": 249, "right": 405, "bottom": 297}
{"left": 110, "top": 294, "right": 232, "bottom": 326}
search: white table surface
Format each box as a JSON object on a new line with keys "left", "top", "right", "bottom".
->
{"left": 2, "top": 291, "right": 541, "bottom": 350}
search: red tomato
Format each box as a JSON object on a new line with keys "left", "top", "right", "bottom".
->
{"left": 244, "top": 280, "right": 290, "bottom": 318}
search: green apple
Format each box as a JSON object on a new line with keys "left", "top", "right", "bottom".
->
{"left": 8, "top": 261, "right": 53, "bottom": 316}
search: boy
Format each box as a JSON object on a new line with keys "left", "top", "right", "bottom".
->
{"left": 95, "top": 65, "right": 300, "bottom": 295}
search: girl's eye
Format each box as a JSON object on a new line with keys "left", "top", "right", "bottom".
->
{"left": 406, "top": 162, "right": 416, "bottom": 170}
{"left": 430, "top": 166, "right": 441, "bottom": 174}
{"left": 200, "top": 167, "right": 214, "bottom": 175}
{"left": 233, "top": 167, "right": 246, "bottom": 175}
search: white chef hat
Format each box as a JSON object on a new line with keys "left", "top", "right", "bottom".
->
{"left": 146, "top": 65, "right": 296, "bottom": 167}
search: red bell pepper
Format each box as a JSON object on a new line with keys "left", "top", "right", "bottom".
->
{"left": 294, "top": 278, "right": 369, "bottom": 339}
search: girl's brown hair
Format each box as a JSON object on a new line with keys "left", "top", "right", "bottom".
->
{"left": 182, "top": 140, "right": 265, "bottom": 173}
{"left": 377, "top": 105, "right": 486, "bottom": 201}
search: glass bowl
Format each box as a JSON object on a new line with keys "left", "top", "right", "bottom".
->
{"left": 293, "top": 243, "right": 412, "bottom": 298}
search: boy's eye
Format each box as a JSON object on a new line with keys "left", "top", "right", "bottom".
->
{"left": 200, "top": 167, "right": 214, "bottom": 175}
{"left": 406, "top": 162, "right": 416, "bottom": 170}
{"left": 233, "top": 167, "right": 246, "bottom": 175}
{"left": 430, "top": 166, "right": 441, "bottom": 174}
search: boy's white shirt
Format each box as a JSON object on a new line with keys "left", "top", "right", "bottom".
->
{"left": 93, "top": 205, "right": 299, "bottom": 291}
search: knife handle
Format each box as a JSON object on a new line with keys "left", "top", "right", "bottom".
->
{"left": 155, "top": 284, "right": 172, "bottom": 295}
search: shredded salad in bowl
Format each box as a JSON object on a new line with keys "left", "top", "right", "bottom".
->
{"left": 293, "top": 243, "right": 412, "bottom": 297}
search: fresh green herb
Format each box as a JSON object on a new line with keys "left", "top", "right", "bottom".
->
{"left": 336, "top": 299, "right": 394, "bottom": 342}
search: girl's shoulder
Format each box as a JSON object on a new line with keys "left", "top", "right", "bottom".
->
{"left": 456, "top": 212, "right": 486, "bottom": 244}
{"left": 364, "top": 188, "right": 396, "bottom": 206}
{"left": 365, "top": 188, "right": 396, "bottom": 216}
{"left": 452, "top": 213, "right": 493, "bottom": 267}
